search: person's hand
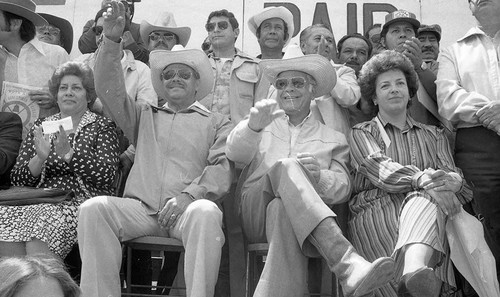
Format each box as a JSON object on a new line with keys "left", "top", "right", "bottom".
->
{"left": 121, "top": 30, "right": 135, "bottom": 47}
{"left": 297, "top": 152, "right": 321, "bottom": 183}
{"left": 54, "top": 125, "right": 72, "bottom": 157}
{"left": 34, "top": 125, "right": 51, "bottom": 160}
{"left": 29, "top": 90, "right": 57, "bottom": 110}
{"left": 157, "top": 193, "right": 193, "bottom": 229}
{"left": 402, "top": 37, "right": 423, "bottom": 71}
{"left": 422, "top": 169, "right": 462, "bottom": 193}
{"left": 476, "top": 102, "right": 500, "bottom": 134}
{"left": 425, "top": 188, "right": 461, "bottom": 218}
{"left": 316, "top": 35, "right": 328, "bottom": 57}
{"left": 102, "top": 0, "right": 126, "bottom": 43}
{"left": 247, "top": 99, "right": 285, "bottom": 132}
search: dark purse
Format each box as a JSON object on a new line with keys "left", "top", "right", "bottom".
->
{"left": 0, "top": 186, "right": 75, "bottom": 206}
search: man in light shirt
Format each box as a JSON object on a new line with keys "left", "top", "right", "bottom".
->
{"left": 437, "top": 0, "right": 500, "bottom": 283}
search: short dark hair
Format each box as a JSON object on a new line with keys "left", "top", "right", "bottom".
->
{"left": 364, "top": 23, "right": 381, "bottom": 39}
{"left": 358, "top": 50, "right": 419, "bottom": 116}
{"left": 337, "top": 33, "right": 372, "bottom": 57}
{"left": 49, "top": 61, "right": 98, "bottom": 108}
{"left": 3, "top": 11, "right": 36, "bottom": 42}
{"left": 256, "top": 18, "right": 288, "bottom": 40}
{"left": 206, "top": 9, "right": 239, "bottom": 30}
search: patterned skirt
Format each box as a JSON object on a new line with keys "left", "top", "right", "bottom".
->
{"left": 348, "top": 190, "right": 458, "bottom": 297}
{"left": 0, "top": 197, "right": 83, "bottom": 258}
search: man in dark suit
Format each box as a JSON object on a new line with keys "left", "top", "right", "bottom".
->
{"left": 0, "top": 112, "right": 22, "bottom": 188}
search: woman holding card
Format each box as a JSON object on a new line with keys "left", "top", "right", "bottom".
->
{"left": 0, "top": 61, "right": 119, "bottom": 259}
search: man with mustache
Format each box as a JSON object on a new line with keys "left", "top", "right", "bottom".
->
{"left": 417, "top": 24, "right": 441, "bottom": 75}
{"left": 437, "top": 0, "right": 500, "bottom": 284}
{"left": 336, "top": 33, "right": 372, "bottom": 77}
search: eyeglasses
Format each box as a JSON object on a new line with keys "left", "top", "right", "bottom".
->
{"left": 205, "top": 20, "right": 229, "bottom": 32}
{"left": 161, "top": 69, "right": 194, "bottom": 81}
{"left": 36, "top": 25, "right": 60, "bottom": 36}
{"left": 274, "top": 77, "right": 307, "bottom": 90}
{"left": 370, "top": 33, "right": 381, "bottom": 44}
{"left": 149, "top": 32, "right": 176, "bottom": 42}
{"left": 93, "top": 26, "right": 103, "bottom": 36}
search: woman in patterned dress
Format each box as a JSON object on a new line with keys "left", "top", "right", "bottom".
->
{"left": 0, "top": 61, "right": 119, "bottom": 260}
{"left": 348, "top": 50, "right": 473, "bottom": 297}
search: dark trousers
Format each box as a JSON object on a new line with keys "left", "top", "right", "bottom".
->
{"left": 455, "top": 127, "right": 500, "bottom": 283}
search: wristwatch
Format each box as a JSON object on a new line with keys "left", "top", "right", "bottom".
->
{"left": 63, "top": 149, "right": 73, "bottom": 163}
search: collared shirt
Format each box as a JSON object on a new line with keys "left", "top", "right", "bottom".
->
{"left": 0, "top": 38, "right": 68, "bottom": 89}
{"left": 226, "top": 115, "right": 351, "bottom": 206}
{"left": 95, "top": 36, "right": 233, "bottom": 212}
{"left": 287, "top": 112, "right": 312, "bottom": 147}
{"left": 437, "top": 26, "right": 500, "bottom": 128}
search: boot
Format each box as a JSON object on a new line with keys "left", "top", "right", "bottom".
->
{"left": 308, "top": 218, "right": 395, "bottom": 297}
{"left": 397, "top": 267, "right": 440, "bottom": 297}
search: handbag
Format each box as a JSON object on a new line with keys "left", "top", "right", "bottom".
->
{"left": 0, "top": 186, "right": 75, "bottom": 206}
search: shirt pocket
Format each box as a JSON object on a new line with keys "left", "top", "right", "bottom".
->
{"left": 234, "top": 69, "right": 259, "bottom": 100}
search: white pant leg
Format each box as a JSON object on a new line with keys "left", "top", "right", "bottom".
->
{"left": 169, "top": 199, "right": 225, "bottom": 297}
{"left": 77, "top": 196, "right": 166, "bottom": 297}
{"left": 253, "top": 199, "right": 308, "bottom": 297}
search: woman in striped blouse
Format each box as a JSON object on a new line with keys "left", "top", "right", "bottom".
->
{"left": 348, "top": 50, "right": 472, "bottom": 297}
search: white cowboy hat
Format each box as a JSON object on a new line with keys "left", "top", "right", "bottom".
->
{"left": 140, "top": 11, "right": 191, "bottom": 47}
{"left": 150, "top": 46, "right": 214, "bottom": 101}
{"left": 248, "top": 6, "right": 294, "bottom": 45}
{"left": 260, "top": 54, "right": 337, "bottom": 97}
{"left": 0, "top": 0, "right": 47, "bottom": 27}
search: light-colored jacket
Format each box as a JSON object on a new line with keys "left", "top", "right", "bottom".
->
{"left": 437, "top": 26, "right": 500, "bottom": 129}
{"left": 226, "top": 116, "right": 351, "bottom": 206}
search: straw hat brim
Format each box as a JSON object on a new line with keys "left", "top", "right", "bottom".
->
{"left": 38, "top": 13, "right": 73, "bottom": 54}
{"left": 140, "top": 20, "right": 191, "bottom": 47}
{"left": 248, "top": 6, "right": 294, "bottom": 46}
{"left": 0, "top": 2, "right": 47, "bottom": 26}
{"left": 150, "top": 49, "right": 214, "bottom": 101}
{"left": 260, "top": 54, "right": 337, "bottom": 97}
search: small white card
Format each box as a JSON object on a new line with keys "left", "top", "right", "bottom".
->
{"left": 41, "top": 116, "right": 73, "bottom": 134}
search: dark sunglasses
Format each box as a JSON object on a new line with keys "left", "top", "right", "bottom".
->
{"left": 161, "top": 69, "right": 193, "bottom": 81}
{"left": 205, "top": 20, "right": 229, "bottom": 32}
{"left": 370, "top": 33, "right": 381, "bottom": 44}
{"left": 93, "top": 26, "right": 103, "bottom": 36}
{"left": 274, "top": 77, "right": 307, "bottom": 90}
{"left": 149, "top": 32, "right": 176, "bottom": 42}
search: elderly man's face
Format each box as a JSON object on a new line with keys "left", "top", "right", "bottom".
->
{"left": 338, "top": 37, "right": 370, "bottom": 76}
{"left": 258, "top": 17, "right": 286, "bottom": 50}
{"left": 300, "top": 27, "right": 335, "bottom": 60}
{"left": 381, "top": 21, "right": 416, "bottom": 52}
{"left": 469, "top": 0, "right": 500, "bottom": 23}
{"left": 207, "top": 16, "right": 238, "bottom": 50}
{"left": 418, "top": 32, "right": 439, "bottom": 61}
{"left": 275, "top": 70, "right": 314, "bottom": 120}
{"left": 162, "top": 63, "right": 199, "bottom": 103}
{"left": 36, "top": 24, "right": 62, "bottom": 46}
{"left": 148, "top": 30, "right": 178, "bottom": 51}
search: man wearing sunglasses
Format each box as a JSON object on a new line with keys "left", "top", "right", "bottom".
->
{"left": 364, "top": 23, "right": 383, "bottom": 57}
{"left": 78, "top": 0, "right": 148, "bottom": 64}
{"left": 226, "top": 54, "right": 395, "bottom": 297}
{"left": 437, "top": 0, "right": 500, "bottom": 285}
{"left": 140, "top": 11, "right": 191, "bottom": 52}
{"left": 0, "top": 0, "right": 69, "bottom": 120}
{"left": 247, "top": 6, "right": 294, "bottom": 60}
{"left": 299, "top": 24, "right": 360, "bottom": 139}
{"left": 200, "top": 9, "right": 267, "bottom": 125}
{"left": 78, "top": 2, "right": 233, "bottom": 297}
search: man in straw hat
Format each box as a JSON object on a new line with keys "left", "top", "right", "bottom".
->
{"left": 77, "top": 2, "right": 233, "bottom": 297}
{"left": 140, "top": 11, "right": 191, "bottom": 52}
{"left": 226, "top": 54, "right": 395, "bottom": 297}
{"left": 36, "top": 13, "right": 73, "bottom": 54}
{"left": 248, "top": 6, "right": 294, "bottom": 60}
{"left": 0, "top": 0, "right": 69, "bottom": 119}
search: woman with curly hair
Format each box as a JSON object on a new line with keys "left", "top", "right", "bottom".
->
{"left": 0, "top": 61, "right": 119, "bottom": 259}
{"left": 348, "top": 50, "right": 472, "bottom": 297}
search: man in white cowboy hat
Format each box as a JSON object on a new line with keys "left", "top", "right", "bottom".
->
{"left": 248, "top": 6, "right": 294, "bottom": 60}
{"left": 140, "top": 11, "right": 191, "bottom": 52}
{"left": 78, "top": 0, "right": 148, "bottom": 64}
{"left": 226, "top": 54, "right": 395, "bottom": 297}
{"left": 200, "top": 9, "right": 268, "bottom": 125}
{"left": 299, "top": 24, "right": 360, "bottom": 138}
{"left": 0, "top": 0, "right": 69, "bottom": 119}
{"left": 77, "top": 2, "right": 233, "bottom": 297}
